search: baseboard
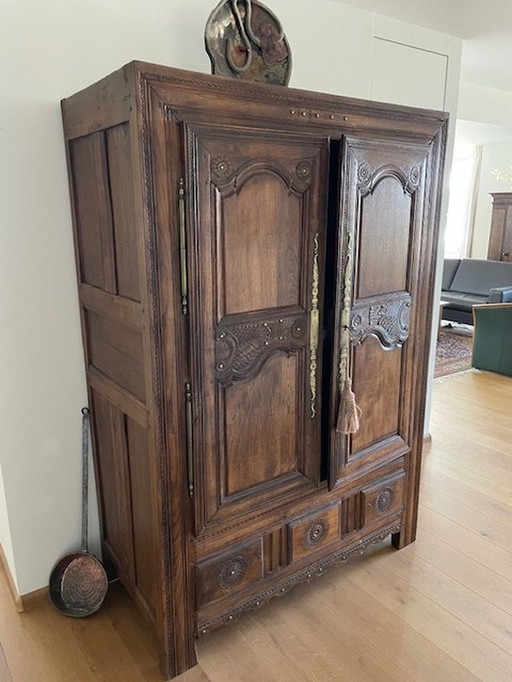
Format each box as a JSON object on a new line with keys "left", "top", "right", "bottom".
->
{"left": 20, "top": 586, "right": 48, "bottom": 610}
{"left": 0, "top": 543, "right": 48, "bottom": 612}
{"left": 0, "top": 543, "right": 23, "bottom": 612}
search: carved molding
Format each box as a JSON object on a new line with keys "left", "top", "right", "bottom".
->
{"left": 357, "top": 161, "right": 421, "bottom": 196}
{"left": 210, "top": 156, "right": 313, "bottom": 194}
{"left": 289, "top": 107, "right": 341, "bottom": 121}
{"left": 139, "top": 85, "right": 176, "bottom": 658}
{"left": 196, "top": 522, "right": 401, "bottom": 636}
{"left": 215, "top": 313, "right": 308, "bottom": 385}
{"left": 350, "top": 293, "right": 412, "bottom": 349}
{"left": 150, "top": 70, "right": 444, "bottom": 133}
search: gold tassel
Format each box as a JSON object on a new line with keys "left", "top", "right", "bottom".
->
{"left": 336, "top": 377, "right": 362, "bottom": 434}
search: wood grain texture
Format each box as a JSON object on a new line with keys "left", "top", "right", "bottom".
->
{"left": 0, "top": 641, "right": 12, "bottom": 682}
{"left": 2, "top": 369, "right": 511, "bottom": 681}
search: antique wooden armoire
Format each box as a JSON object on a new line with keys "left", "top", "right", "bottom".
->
{"left": 61, "top": 61, "right": 447, "bottom": 679}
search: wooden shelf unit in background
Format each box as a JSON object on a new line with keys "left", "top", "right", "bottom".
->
{"left": 489, "top": 192, "right": 512, "bottom": 262}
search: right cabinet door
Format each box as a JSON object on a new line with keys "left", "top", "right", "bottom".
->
{"left": 330, "top": 135, "right": 439, "bottom": 487}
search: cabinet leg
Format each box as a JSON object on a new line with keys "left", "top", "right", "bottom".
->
{"left": 392, "top": 524, "right": 417, "bottom": 550}
{"left": 391, "top": 531, "right": 403, "bottom": 549}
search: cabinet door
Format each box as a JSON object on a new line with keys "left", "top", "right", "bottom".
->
{"left": 330, "top": 136, "right": 437, "bottom": 485}
{"left": 184, "top": 123, "right": 329, "bottom": 532}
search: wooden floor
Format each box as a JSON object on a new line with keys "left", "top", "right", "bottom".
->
{"left": 1, "top": 369, "right": 511, "bottom": 681}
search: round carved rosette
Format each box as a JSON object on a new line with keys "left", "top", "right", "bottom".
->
{"left": 409, "top": 165, "right": 420, "bottom": 187}
{"left": 357, "top": 162, "right": 372, "bottom": 185}
{"left": 296, "top": 160, "right": 312, "bottom": 182}
{"left": 305, "top": 519, "right": 328, "bottom": 547}
{"left": 374, "top": 487, "right": 394, "bottom": 515}
{"left": 211, "top": 157, "right": 232, "bottom": 180}
{"left": 217, "top": 555, "right": 248, "bottom": 591}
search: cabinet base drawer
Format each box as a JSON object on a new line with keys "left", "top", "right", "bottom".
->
{"left": 288, "top": 503, "right": 340, "bottom": 562}
{"left": 196, "top": 520, "right": 401, "bottom": 636}
{"left": 196, "top": 539, "right": 263, "bottom": 609}
{"left": 361, "top": 471, "right": 405, "bottom": 527}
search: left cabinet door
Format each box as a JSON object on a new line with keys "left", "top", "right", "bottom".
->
{"left": 183, "top": 123, "right": 329, "bottom": 533}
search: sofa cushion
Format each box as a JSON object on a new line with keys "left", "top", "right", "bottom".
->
{"left": 441, "top": 291, "right": 488, "bottom": 310}
{"left": 442, "top": 258, "right": 461, "bottom": 290}
{"left": 450, "top": 259, "right": 512, "bottom": 296}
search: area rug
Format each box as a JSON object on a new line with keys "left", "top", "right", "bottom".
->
{"left": 434, "top": 326, "right": 474, "bottom": 378}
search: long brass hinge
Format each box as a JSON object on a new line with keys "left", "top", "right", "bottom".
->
{"left": 178, "top": 178, "right": 189, "bottom": 315}
{"left": 185, "top": 382, "right": 194, "bottom": 498}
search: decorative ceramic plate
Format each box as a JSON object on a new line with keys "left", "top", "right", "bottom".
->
{"left": 205, "top": 0, "right": 292, "bottom": 86}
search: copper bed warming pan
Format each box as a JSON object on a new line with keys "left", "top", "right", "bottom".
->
{"left": 49, "top": 408, "right": 108, "bottom": 617}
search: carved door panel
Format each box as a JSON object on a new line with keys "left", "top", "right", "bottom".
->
{"left": 330, "top": 137, "right": 433, "bottom": 485}
{"left": 184, "top": 123, "right": 329, "bottom": 533}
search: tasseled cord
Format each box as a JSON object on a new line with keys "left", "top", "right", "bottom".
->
{"left": 336, "top": 377, "right": 362, "bottom": 435}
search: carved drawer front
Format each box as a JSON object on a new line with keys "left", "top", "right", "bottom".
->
{"left": 196, "top": 540, "right": 263, "bottom": 609}
{"left": 361, "top": 471, "right": 405, "bottom": 527}
{"left": 288, "top": 504, "right": 340, "bottom": 562}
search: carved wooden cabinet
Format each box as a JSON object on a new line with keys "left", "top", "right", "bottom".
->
{"left": 61, "top": 62, "right": 447, "bottom": 679}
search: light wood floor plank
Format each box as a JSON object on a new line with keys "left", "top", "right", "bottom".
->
{"left": 253, "top": 589, "right": 411, "bottom": 682}
{"left": 419, "top": 491, "right": 512, "bottom": 553}
{"left": 420, "top": 471, "right": 512, "bottom": 526}
{"left": 423, "top": 455, "right": 512, "bottom": 508}
{"left": 366, "top": 539, "right": 512, "bottom": 655}
{"left": 0, "top": 641, "right": 13, "bottom": 682}
{"left": 306, "top": 565, "right": 478, "bottom": 682}
{"left": 344, "top": 558, "right": 512, "bottom": 682}
{"left": 409, "top": 531, "right": 512, "bottom": 616}
{"left": 417, "top": 505, "right": 512, "bottom": 580}
{"left": 427, "top": 446, "right": 512, "bottom": 485}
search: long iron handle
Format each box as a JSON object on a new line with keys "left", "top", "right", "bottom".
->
{"left": 81, "top": 407, "right": 90, "bottom": 553}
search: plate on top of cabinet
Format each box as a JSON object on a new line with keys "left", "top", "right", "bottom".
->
{"left": 205, "top": 0, "right": 292, "bottom": 85}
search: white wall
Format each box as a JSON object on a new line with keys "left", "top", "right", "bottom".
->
{"left": 0, "top": 0, "right": 460, "bottom": 595}
{"left": 454, "top": 84, "right": 512, "bottom": 259}
{"left": 458, "top": 81, "right": 512, "bottom": 128}
{"left": 470, "top": 140, "right": 512, "bottom": 258}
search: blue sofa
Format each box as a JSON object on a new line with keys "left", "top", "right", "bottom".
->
{"left": 441, "top": 258, "right": 512, "bottom": 325}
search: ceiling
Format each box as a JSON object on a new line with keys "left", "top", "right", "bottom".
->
{"left": 337, "top": 0, "right": 512, "bottom": 92}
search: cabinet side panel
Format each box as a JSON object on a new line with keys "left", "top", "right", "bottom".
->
{"left": 70, "top": 133, "right": 116, "bottom": 292}
{"left": 64, "top": 99, "right": 160, "bottom": 628}
{"left": 86, "top": 309, "right": 146, "bottom": 402}
{"left": 91, "top": 389, "right": 135, "bottom": 580}
{"left": 126, "top": 416, "right": 158, "bottom": 618}
{"left": 106, "top": 123, "right": 141, "bottom": 301}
